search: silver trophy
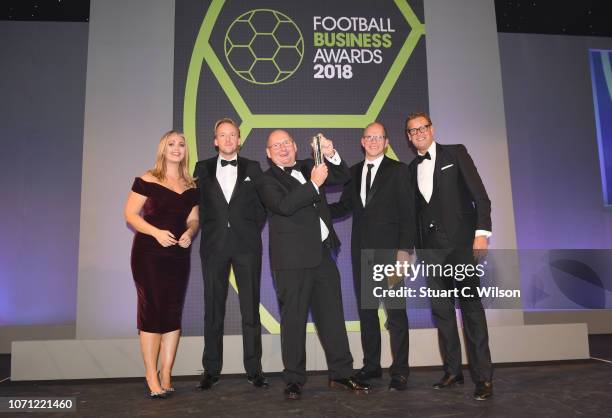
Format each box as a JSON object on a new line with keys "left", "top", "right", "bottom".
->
{"left": 310, "top": 134, "right": 324, "bottom": 166}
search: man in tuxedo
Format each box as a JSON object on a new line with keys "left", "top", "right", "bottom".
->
{"left": 258, "top": 129, "right": 370, "bottom": 400}
{"left": 194, "top": 118, "right": 267, "bottom": 390}
{"left": 406, "top": 112, "right": 493, "bottom": 400}
{"left": 329, "top": 122, "right": 414, "bottom": 391}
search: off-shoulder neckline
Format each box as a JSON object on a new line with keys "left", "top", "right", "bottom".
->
{"left": 136, "top": 177, "right": 196, "bottom": 196}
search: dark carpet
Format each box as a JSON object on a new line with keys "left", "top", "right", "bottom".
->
{"left": 0, "top": 335, "right": 610, "bottom": 417}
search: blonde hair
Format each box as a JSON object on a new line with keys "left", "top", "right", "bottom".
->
{"left": 214, "top": 117, "right": 241, "bottom": 138}
{"left": 149, "top": 130, "right": 196, "bottom": 188}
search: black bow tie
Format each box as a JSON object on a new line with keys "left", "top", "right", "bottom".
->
{"left": 283, "top": 166, "right": 296, "bottom": 174}
{"left": 416, "top": 152, "right": 431, "bottom": 164}
{"left": 220, "top": 159, "right": 237, "bottom": 167}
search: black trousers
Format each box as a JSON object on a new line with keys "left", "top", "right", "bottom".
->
{"left": 420, "top": 231, "right": 493, "bottom": 384}
{"left": 354, "top": 249, "right": 410, "bottom": 377}
{"left": 201, "top": 234, "right": 263, "bottom": 376}
{"left": 272, "top": 245, "right": 354, "bottom": 385}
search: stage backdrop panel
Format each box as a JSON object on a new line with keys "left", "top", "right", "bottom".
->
{"left": 173, "top": 0, "right": 430, "bottom": 335}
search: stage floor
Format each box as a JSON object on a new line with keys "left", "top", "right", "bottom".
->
{"left": 1, "top": 335, "right": 611, "bottom": 417}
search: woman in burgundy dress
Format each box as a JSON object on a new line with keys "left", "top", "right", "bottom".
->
{"left": 124, "top": 130, "right": 199, "bottom": 398}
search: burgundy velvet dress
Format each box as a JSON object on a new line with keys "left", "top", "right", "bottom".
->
{"left": 130, "top": 177, "right": 199, "bottom": 333}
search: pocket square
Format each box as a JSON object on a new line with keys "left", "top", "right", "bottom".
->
{"left": 244, "top": 177, "right": 251, "bottom": 181}
{"left": 441, "top": 164, "right": 454, "bottom": 171}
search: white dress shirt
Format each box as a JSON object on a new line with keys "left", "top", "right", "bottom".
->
{"left": 216, "top": 154, "right": 238, "bottom": 228}
{"left": 360, "top": 154, "right": 384, "bottom": 206}
{"left": 216, "top": 154, "right": 238, "bottom": 203}
{"left": 416, "top": 142, "right": 436, "bottom": 203}
{"left": 279, "top": 151, "right": 342, "bottom": 242}
{"left": 417, "top": 142, "right": 491, "bottom": 238}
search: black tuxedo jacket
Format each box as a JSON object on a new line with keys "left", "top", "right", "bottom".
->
{"left": 193, "top": 156, "right": 266, "bottom": 256}
{"left": 408, "top": 143, "right": 491, "bottom": 247}
{"left": 330, "top": 156, "right": 415, "bottom": 262}
{"left": 259, "top": 158, "right": 350, "bottom": 271}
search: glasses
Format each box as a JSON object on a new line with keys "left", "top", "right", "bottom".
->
{"left": 268, "top": 139, "right": 294, "bottom": 150}
{"left": 363, "top": 135, "right": 387, "bottom": 143}
{"left": 406, "top": 124, "right": 431, "bottom": 136}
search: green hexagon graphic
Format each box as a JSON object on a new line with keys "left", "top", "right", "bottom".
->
{"left": 183, "top": 0, "right": 425, "bottom": 333}
{"left": 224, "top": 9, "right": 304, "bottom": 85}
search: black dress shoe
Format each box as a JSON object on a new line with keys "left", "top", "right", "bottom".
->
{"left": 354, "top": 368, "right": 383, "bottom": 381}
{"left": 388, "top": 375, "right": 408, "bottom": 391}
{"left": 433, "top": 373, "right": 465, "bottom": 389}
{"left": 329, "top": 376, "right": 371, "bottom": 393}
{"left": 284, "top": 383, "right": 301, "bottom": 400}
{"left": 473, "top": 381, "right": 493, "bottom": 401}
{"left": 247, "top": 372, "right": 269, "bottom": 388}
{"left": 196, "top": 372, "right": 219, "bottom": 390}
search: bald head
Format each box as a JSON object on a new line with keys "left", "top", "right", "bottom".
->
{"left": 361, "top": 121, "right": 389, "bottom": 161}
{"left": 267, "top": 129, "right": 297, "bottom": 167}
{"left": 267, "top": 129, "right": 291, "bottom": 147}
{"left": 364, "top": 122, "right": 387, "bottom": 138}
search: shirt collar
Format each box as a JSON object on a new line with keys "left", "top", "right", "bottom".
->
{"left": 364, "top": 154, "right": 385, "bottom": 168}
{"left": 217, "top": 154, "right": 238, "bottom": 164}
{"left": 418, "top": 141, "right": 436, "bottom": 159}
{"left": 276, "top": 161, "right": 298, "bottom": 170}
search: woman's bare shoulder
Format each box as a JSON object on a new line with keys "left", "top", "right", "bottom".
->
{"left": 139, "top": 171, "right": 157, "bottom": 182}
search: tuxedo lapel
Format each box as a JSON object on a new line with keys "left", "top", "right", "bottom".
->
{"left": 432, "top": 143, "right": 449, "bottom": 198}
{"left": 299, "top": 160, "right": 312, "bottom": 182}
{"left": 365, "top": 156, "right": 391, "bottom": 207}
{"left": 271, "top": 165, "right": 300, "bottom": 190}
{"left": 431, "top": 143, "right": 442, "bottom": 198}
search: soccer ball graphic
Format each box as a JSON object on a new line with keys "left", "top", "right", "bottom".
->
{"left": 224, "top": 9, "right": 304, "bottom": 85}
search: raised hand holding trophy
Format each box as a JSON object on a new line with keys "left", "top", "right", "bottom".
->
{"left": 310, "top": 133, "right": 324, "bottom": 166}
